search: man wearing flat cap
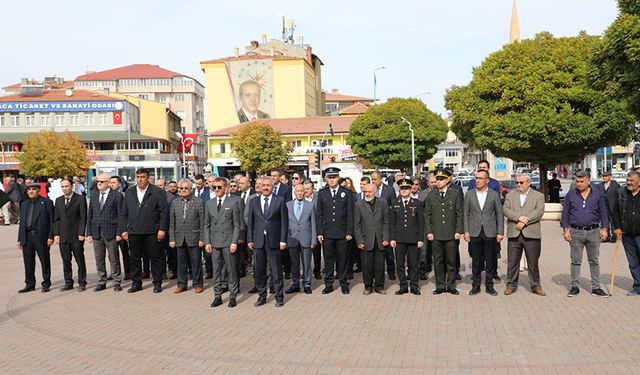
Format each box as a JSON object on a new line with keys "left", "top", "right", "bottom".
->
{"left": 316, "top": 167, "right": 355, "bottom": 294}
{"left": 596, "top": 170, "right": 620, "bottom": 243}
{"left": 16, "top": 183, "right": 55, "bottom": 293}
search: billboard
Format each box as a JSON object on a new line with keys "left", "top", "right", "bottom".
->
{"left": 0, "top": 101, "right": 125, "bottom": 113}
{"left": 226, "top": 60, "right": 273, "bottom": 123}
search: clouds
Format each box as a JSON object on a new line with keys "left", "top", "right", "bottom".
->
{"left": 1, "top": 0, "right": 618, "bottom": 116}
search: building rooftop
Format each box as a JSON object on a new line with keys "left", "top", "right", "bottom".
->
{"left": 0, "top": 90, "right": 120, "bottom": 102}
{"left": 0, "top": 131, "right": 159, "bottom": 143}
{"left": 2, "top": 80, "right": 74, "bottom": 91}
{"left": 76, "top": 64, "right": 188, "bottom": 81}
{"left": 338, "top": 102, "right": 370, "bottom": 116}
{"left": 324, "top": 92, "right": 374, "bottom": 102}
{"left": 200, "top": 54, "right": 306, "bottom": 65}
{"left": 207, "top": 116, "right": 355, "bottom": 137}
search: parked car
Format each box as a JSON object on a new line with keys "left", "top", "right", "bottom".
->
{"left": 453, "top": 177, "right": 472, "bottom": 194}
{"left": 612, "top": 171, "right": 627, "bottom": 184}
{"left": 499, "top": 179, "right": 518, "bottom": 202}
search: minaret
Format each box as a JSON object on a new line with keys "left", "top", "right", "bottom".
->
{"left": 509, "top": 0, "right": 520, "bottom": 43}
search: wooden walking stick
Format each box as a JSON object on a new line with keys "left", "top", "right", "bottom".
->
{"left": 609, "top": 238, "right": 620, "bottom": 296}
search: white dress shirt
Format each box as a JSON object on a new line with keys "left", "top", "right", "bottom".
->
{"left": 136, "top": 184, "right": 149, "bottom": 205}
{"left": 519, "top": 189, "right": 530, "bottom": 207}
{"left": 476, "top": 189, "right": 488, "bottom": 210}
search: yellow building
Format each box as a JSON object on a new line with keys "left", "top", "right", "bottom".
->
{"left": 111, "top": 93, "right": 181, "bottom": 144}
{"left": 200, "top": 39, "right": 324, "bottom": 132}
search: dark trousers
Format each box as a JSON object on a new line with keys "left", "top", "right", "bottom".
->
{"left": 118, "top": 239, "right": 131, "bottom": 276}
{"left": 323, "top": 238, "right": 348, "bottom": 288}
{"left": 470, "top": 230, "right": 496, "bottom": 288}
{"left": 385, "top": 246, "right": 395, "bottom": 276}
{"left": 506, "top": 234, "right": 541, "bottom": 290}
{"left": 22, "top": 234, "right": 51, "bottom": 288}
{"left": 362, "top": 244, "right": 385, "bottom": 289}
{"left": 176, "top": 242, "right": 203, "bottom": 288}
{"left": 549, "top": 191, "right": 560, "bottom": 203}
{"left": 395, "top": 243, "right": 419, "bottom": 290}
{"left": 205, "top": 252, "right": 213, "bottom": 276}
{"left": 143, "top": 254, "right": 150, "bottom": 274}
{"left": 622, "top": 235, "right": 640, "bottom": 292}
{"left": 432, "top": 239, "right": 457, "bottom": 291}
{"left": 165, "top": 239, "right": 177, "bottom": 276}
{"left": 255, "top": 246, "right": 284, "bottom": 301}
{"left": 128, "top": 233, "right": 163, "bottom": 286}
{"left": 59, "top": 241, "right": 87, "bottom": 286}
{"left": 312, "top": 246, "right": 322, "bottom": 276}
{"left": 419, "top": 240, "right": 433, "bottom": 274}
{"left": 237, "top": 242, "right": 248, "bottom": 277}
{"left": 282, "top": 248, "right": 291, "bottom": 276}
{"left": 347, "top": 239, "right": 361, "bottom": 273}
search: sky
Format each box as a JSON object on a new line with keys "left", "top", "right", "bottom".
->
{"left": 1, "top": 0, "right": 619, "bottom": 117}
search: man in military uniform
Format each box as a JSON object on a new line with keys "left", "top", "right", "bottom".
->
{"left": 316, "top": 167, "right": 355, "bottom": 294}
{"left": 425, "top": 169, "right": 463, "bottom": 295}
{"left": 390, "top": 178, "right": 425, "bottom": 295}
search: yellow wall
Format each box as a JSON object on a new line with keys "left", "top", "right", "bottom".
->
{"left": 112, "top": 93, "right": 177, "bottom": 141}
{"left": 207, "top": 134, "right": 348, "bottom": 158}
{"left": 200, "top": 62, "right": 239, "bottom": 134}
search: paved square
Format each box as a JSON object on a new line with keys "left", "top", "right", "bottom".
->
{"left": 1, "top": 221, "right": 639, "bottom": 374}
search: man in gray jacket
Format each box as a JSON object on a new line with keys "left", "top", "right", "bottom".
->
{"left": 286, "top": 184, "right": 317, "bottom": 294}
{"left": 204, "top": 177, "right": 243, "bottom": 308}
{"left": 463, "top": 170, "right": 504, "bottom": 296}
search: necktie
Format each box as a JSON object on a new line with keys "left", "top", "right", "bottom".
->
{"left": 217, "top": 198, "right": 222, "bottom": 211}
{"left": 99, "top": 192, "right": 105, "bottom": 209}
{"left": 403, "top": 200, "right": 408, "bottom": 209}
{"left": 241, "top": 191, "right": 246, "bottom": 202}
{"left": 332, "top": 189, "right": 336, "bottom": 198}
{"left": 376, "top": 188, "right": 381, "bottom": 198}
{"left": 274, "top": 185, "right": 279, "bottom": 195}
{"left": 197, "top": 189, "right": 201, "bottom": 197}
{"left": 295, "top": 201, "right": 302, "bottom": 220}
{"left": 65, "top": 197, "right": 70, "bottom": 207}
{"left": 440, "top": 191, "right": 445, "bottom": 198}
{"left": 263, "top": 197, "right": 270, "bottom": 216}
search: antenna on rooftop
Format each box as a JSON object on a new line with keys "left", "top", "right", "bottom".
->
{"left": 281, "top": 16, "right": 296, "bottom": 44}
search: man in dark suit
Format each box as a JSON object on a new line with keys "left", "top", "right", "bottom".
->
{"left": 370, "top": 170, "right": 396, "bottom": 279}
{"left": 119, "top": 168, "right": 169, "bottom": 293}
{"left": 16, "top": 183, "right": 54, "bottom": 293}
{"left": 204, "top": 177, "right": 243, "bottom": 308}
{"left": 354, "top": 183, "right": 389, "bottom": 295}
{"left": 270, "top": 169, "right": 292, "bottom": 280}
{"left": 169, "top": 179, "right": 205, "bottom": 294}
{"left": 3, "top": 176, "right": 23, "bottom": 224}
{"left": 53, "top": 178, "right": 88, "bottom": 291}
{"left": 597, "top": 170, "right": 621, "bottom": 242}
{"left": 316, "top": 167, "right": 355, "bottom": 294}
{"left": 233, "top": 175, "right": 254, "bottom": 278}
{"left": 109, "top": 175, "right": 130, "bottom": 280}
{"left": 247, "top": 177, "right": 288, "bottom": 307}
{"left": 389, "top": 179, "right": 424, "bottom": 295}
{"left": 193, "top": 174, "right": 211, "bottom": 201}
{"left": 87, "top": 173, "right": 123, "bottom": 292}
{"left": 286, "top": 184, "right": 317, "bottom": 294}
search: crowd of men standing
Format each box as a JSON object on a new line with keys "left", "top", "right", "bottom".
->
{"left": 9, "top": 160, "right": 640, "bottom": 308}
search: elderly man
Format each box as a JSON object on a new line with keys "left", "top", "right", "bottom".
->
{"left": 597, "top": 170, "right": 621, "bottom": 243}
{"left": 169, "top": 179, "right": 205, "bottom": 294}
{"left": 503, "top": 174, "right": 546, "bottom": 296}
{"left": 237, "top": 80, "right": 270, "bottom": 122}
{"left": 370, "top": 170, "right": 396, "bottom": 280}
{"left": 286, "top": 184, "right": 317, "bottom": 294}
{"left": 109, "top": 175, "right": 131, "bottom": 280}
{"left": 354, "top": 183, "right": 389, "bottom": 295}
{"left": 561, "top": 170, "right": 609, "bottom": 298}
{"left": 612, "top": 171, "right": 640, "bottom": 296}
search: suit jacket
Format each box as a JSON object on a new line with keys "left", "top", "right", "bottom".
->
{"left": 463, "top": 188, "right": 504, "bottom": 238}
{"left": 274, "top": 183, "right": 292, "bottom": 202}
{"left": 389, "top": 196, "right": 424, "bottom": 243}
{"left": 204, "top": 195, "right": 242, "bottom": 248}
{"left": 87, "top": 188, "right": 122, "bottom": 241}
{"left": 417, "top": 189, "right": 430, "bottom": 205}
{"left": 247, "top": 194, "right": 288, "bottom": 249}
{"left": 424, "top": 187, "right": 464, "bottom": 241}
{"left": 237, "top": 109, "right": 270, "bottom": 123}
{"left": 192, "top": 187, "right": 211, "bottom": 202}
{"left": 234, "top": 188, "right": 255, "bottom": 206}
{"left": 5, "top": 181, "right": 23, "bottom": 202}
{"left": 119, "top": 184, "right": 169, "bottom": 235}
{"left": 286, "top": 199, "right": 317, "bottom": 248}
{"left": 502, "top": 188, "right": 545, "bottom": 239}
{"left": 53, "top": 193, "right": 87, "bottom": 244}
{"left": 596, "top": 179, "right": 620, "bottom": 215}
{"left": 169, "top": 196, "right": 205, "bottom": 247}
{"left": 376, "top": 183, "right": 396, "bottom": 204}
{"left": 316, "top": 186, "right": 354, "bottom": 239}
{"left": 18, "top": 197, "right": 54, "bottom": 246}
{"left": 354, "top": 198, "right": 389, "bottom": 250}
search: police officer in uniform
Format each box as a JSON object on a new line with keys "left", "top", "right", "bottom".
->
{"left": 425, "top": 169, "right": 463, "bottom": 295}
{"left": 316, "top": 167, "right": 355, "bottom": 294}
{"left": 390, "top": 178, "right": 425, "bottom": 295}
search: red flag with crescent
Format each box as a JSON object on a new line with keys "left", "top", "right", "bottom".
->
{"left": 177, "top": 134, "right": 198, "bottom": 153}
{"left": 113, "top": 112, "right": 123, "bottom": 125}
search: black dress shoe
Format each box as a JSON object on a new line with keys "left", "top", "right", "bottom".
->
{"left": 433, "top": 289, "right": 446, "bottom": 295}
{"left": 314, "top": 273, "right": 322, "bottom": 280}
{"left": 411, "top": 289, "right": 421, "bottom": 295}
{"left": 60, "top": 284, "right": 74, "bottom": 291}
{"left": 248, "top": 286, "right": 258, "bottom": 294}
{"left": 275, "top": 300, "right": 284, "bottom": 307}
{"left": 220, "top": 286, "right": 229, "bottom": 293}
{"left": 486, "top": 287, "right": 498, "bottom": 296}
{"left": 211, "top": 296, "right": 222, "bottom": 307}
{"left": 228, "top": 298, "right": 237, "bottom": 308}
{"left": 304, "top": 287, "right": 312, "bottom": 294}
{"left": 419, "top": 273, "right": 427, "bottom": 281}
{"left": 254, "top": 296, "right": 267, "bottom": 307}
{"left": 41, "top": 286, "right": 50, "bottom": 293}
{"left": 347, "top": 272, "right": 354, "bottom": 280}
{"left": 18, "top": 287, "right": 35, "bottom": 294}
{"left": 322, "top": 286, "right": 334, "bottom": 294}
{"left": 128, "top": 285, "right": 143, "bottom": 293}
{"left": 153, "top": 285, "right": 162, "bottom": 293}
{"left": 94, "top": 284, "right": 106, "bottom": 292}
{"left": 284, "top": 273, "right": 291, "bottom": 280}
{"left": 114, "top": 284, "right": 123, "bottom": 292}
{"left": 448, "top": 288, "right": 460, "bottom": 295}
{"left": 469, "top": 287, "right": 481, "bottom": 296}
{"left": 285, "top": 286, "right": 300, "bottom": 294}
{"left": 395, "top": 288, "right": 408, "bottom": 295}
{"left": 78, "top": 284, "right": 86, "bottom": 292}
{"left": 493, "top": 274, "right": 501, "bottom": 281}
{"left": 341, "top": 286, "right": 350, "bottom": 294}
{"left": 388, "top": 274, "right": 396, "bottom": 280}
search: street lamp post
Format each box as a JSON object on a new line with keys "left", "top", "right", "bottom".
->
{"left": 175, "top": 131, "right": 186, "bottom": 179}
{"left": 373, "top": 66, "right": 387, "bottom": 105}
{"left": 401, "top": 116, "right": 416, "bottom": 176}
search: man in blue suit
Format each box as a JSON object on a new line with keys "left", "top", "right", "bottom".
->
{"left": 247, "top": 177, "right": 288, "bottom": 307}
{"left": 16, "top": 183, "right": 54, "bottom": 293}
{"left": 286, "top": 184, "right": 317, "bottom": 294}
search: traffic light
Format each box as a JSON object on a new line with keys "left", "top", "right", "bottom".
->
{"left": 315, "top": 150, "right": 322, "bottom": 169}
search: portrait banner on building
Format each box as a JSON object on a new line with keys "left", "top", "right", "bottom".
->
{"left": 226, "top": 60, "right": 274, "bottom": 123}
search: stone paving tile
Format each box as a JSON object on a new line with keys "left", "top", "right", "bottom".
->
{"left": 1, "top": 221, "right": 640, "bottom": 374}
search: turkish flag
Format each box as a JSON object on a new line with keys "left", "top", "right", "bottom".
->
{"left": 177, "top": 134, "right": 198, "bottom": 153}
{"left": 12, "top": 143, "right": 20, "bottom": 152}
{"left": 113, "top": 112, "right": 123, "bottom": 125}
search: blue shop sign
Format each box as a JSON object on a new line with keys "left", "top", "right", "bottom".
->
{"left": 0, "top": 101, "right": 125, "bottom": 113}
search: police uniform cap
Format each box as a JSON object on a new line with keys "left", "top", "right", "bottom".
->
{"left": 398, "top": 178, "right": 412, "bottom": 189}
{"left": 324, "top": 167, "right": 341, "bottom": 177}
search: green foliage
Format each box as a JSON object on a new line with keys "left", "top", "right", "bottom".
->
{"left": 17, "top": 130, "right": 91, "bottom": 178}
{"left": 589, "top": 0, "right": 640, "bottom": 120}
{"left": 346, "top": 98, "right": 447, "bottom": 169}
{"left": 232, "top": 122, "right": 293, "bottom": 174}
{"left": 445, "top": 32, "right": 635, "bottom": 165}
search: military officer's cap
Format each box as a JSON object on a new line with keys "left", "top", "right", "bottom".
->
{"left": 435, "top": 169, "right": 451, "bottom": 179}
{"left": 324, "top": 167, "right": 341, "bottom": 177}
{"left": 398, "top": 178, "right": 412, "bottom": 189}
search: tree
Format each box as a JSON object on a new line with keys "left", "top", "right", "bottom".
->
{"left": 346, "top": 98, "right": 447, "bottom": 169}
{"left": 232, "top": 122, "right": 293, "bottom": 174}
{"left": 445, "top": 32, "right": 635, "bottom": 199}
{"left": 589, "top": 0, "right": 640, "bottom": 121}
{"left": 17, "top": 130, "right": 91, "bottom": 178}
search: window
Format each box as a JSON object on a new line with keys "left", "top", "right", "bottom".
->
{"left": 25, "top": 114, "right": 35, "bottom": 126}
{"left": 40, "top": 114, "right": 49, "bottom": 126}
{"left": 174, "top": 94, "right": 184, "bottom": 102}
{"left": 325, "top": 103, "right": 339, "bottom": 112}
{"left": 0, "top": 116, "right": 5, "bottom": 127}
{"left": 138, "top": 94, "right": 148, "bottom": 100}
{"left": 445, "top": 150, "right": 458, "bottom": 157}
{"left": 70, "top": 115, "right": 79, "bottom": 126}
{"left": 219, "top": 143, "right": 226, "bottom": 154}
{"left": 326, "top": 139, "right": 333, "bottom": 146}
{"left": 290, "top": 140, "right": 302, "bottom": 147}
{"left": 156, "top": 94, "right": 167, "bottom": 103}
{"left": 10, "top": 114, "right": 19, "bottom": 127}
{"left": 55, "top": 115, "right": 63, "bottom": 126}
{"left": 99, "top": 114, "right": 106, "bottom": 125}
{"left": 84, "top": 115, "right": 92, "bottom": 126}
